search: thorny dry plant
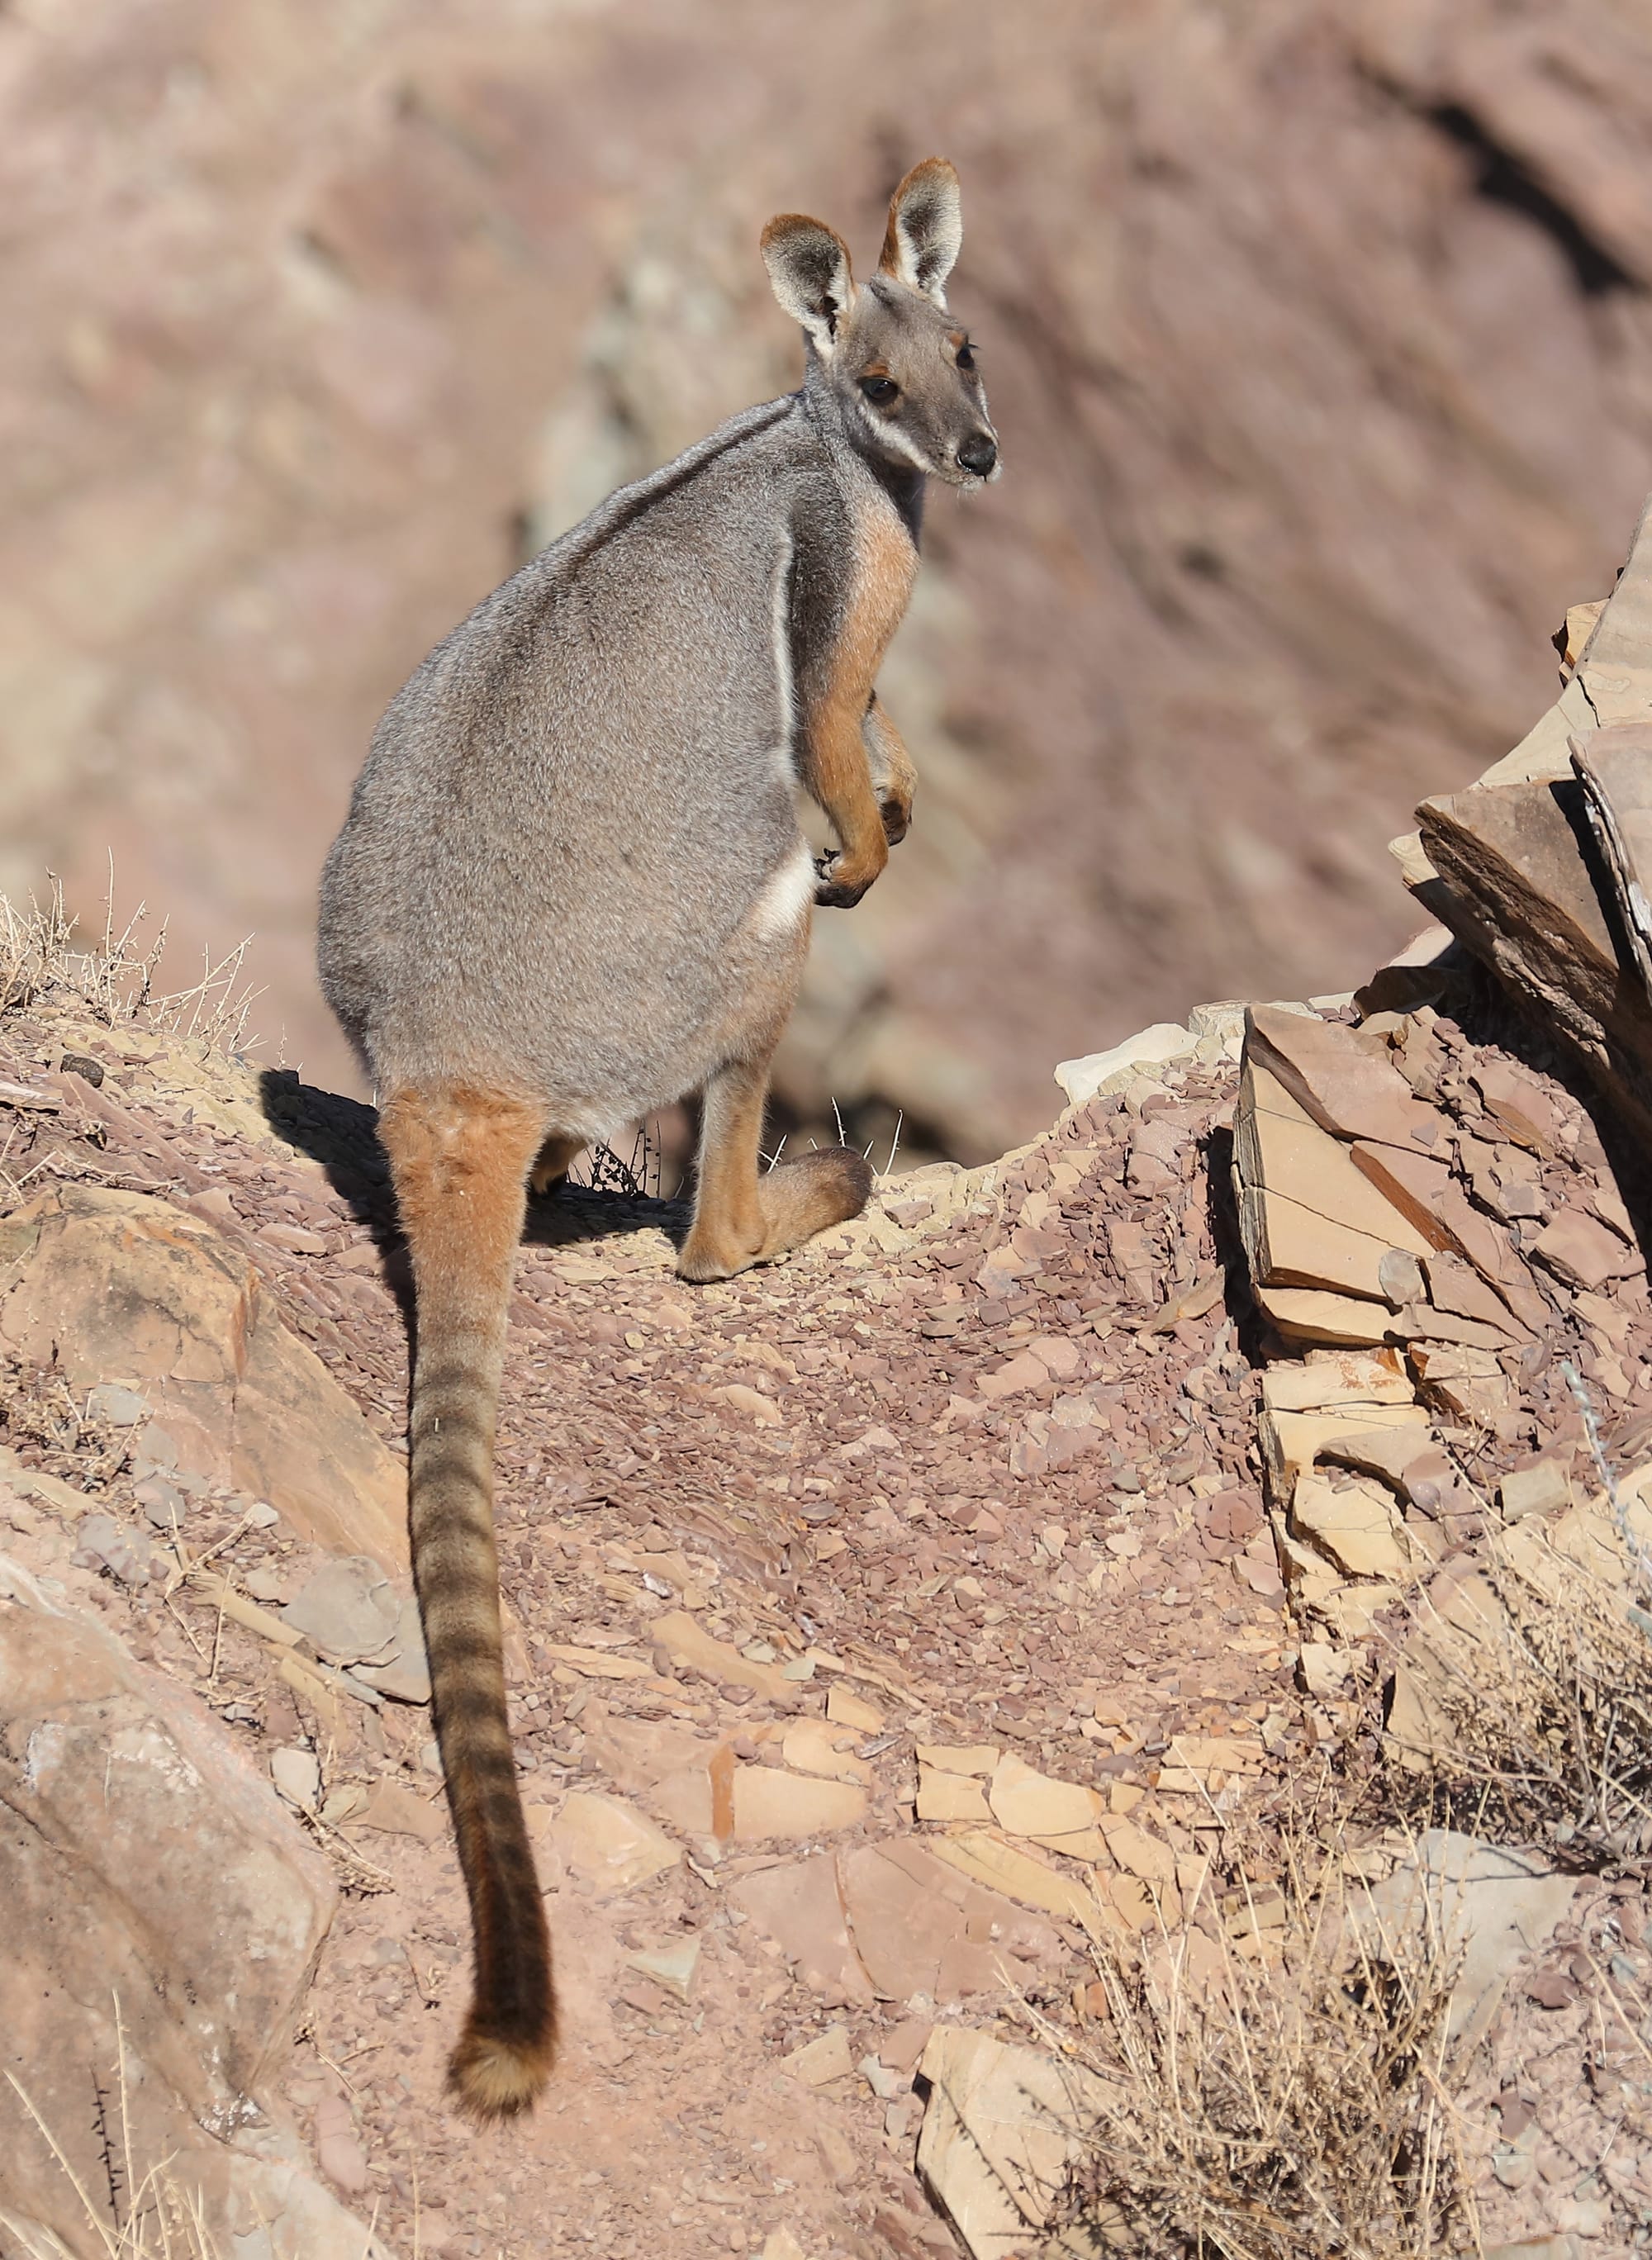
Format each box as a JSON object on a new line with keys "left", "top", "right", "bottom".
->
{"left": 566, "top": 1118, "right": 663, "bottom": 1201}
{"left": 0, "top": 1992, "right": 388, "bottom": 2260}
{"left": 0, "top": 875, "right": 261, "bottom": 1053}
{"left": 1047, "top": 1833, "right": 1479, "bottom": 2259}
{"left": 6, "top": 2004, "right": 245, "bottom": 2260}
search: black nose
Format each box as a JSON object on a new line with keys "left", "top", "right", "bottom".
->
{"left": 957, "top": 434, "right": 997, "bottom": 477}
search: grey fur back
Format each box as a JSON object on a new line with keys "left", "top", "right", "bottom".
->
{"left": 319, "top": 392, "right": 848, "bottom": 1132}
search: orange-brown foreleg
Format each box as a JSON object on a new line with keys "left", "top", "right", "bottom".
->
{"left": 864, "top": 691, "right": 916, "bottom": 846}
{"left": 803, "top": 520, "right": 914, "bottom": 909}
{"left": 810, "top": 700, "right": 890, "bottom": 909}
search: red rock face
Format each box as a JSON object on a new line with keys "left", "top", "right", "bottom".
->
{"left": 5, "top": 2, "right": 1652, "bottom": 1153}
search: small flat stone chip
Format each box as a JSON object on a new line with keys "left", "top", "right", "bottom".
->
{"left": 1246, "top": 1004, "right": 1434, "bottom": 1150}
{"left": 782, "top": 2025, "right": 856, "bottom": 2087}
{"left": 355, "top": 1778, "right": 445, "bottom": 1842}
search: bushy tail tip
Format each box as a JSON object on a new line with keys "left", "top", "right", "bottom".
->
{"left": 447, "top": 2025, "right": 555, "bottom": 2124}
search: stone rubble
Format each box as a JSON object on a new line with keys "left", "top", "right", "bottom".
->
{"left": 1410, "top": 493, "right": 1652, "bottom": 1143}
{"left": 0, "top": 1574, "right": 390, "bottom": 2260}
{"left": 7, "top": 510, "right": 1652, "bottom": 2256}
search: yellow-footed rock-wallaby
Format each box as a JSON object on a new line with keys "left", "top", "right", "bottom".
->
{"left": 317, "top": 158, "right": 998, "bottom": 2121}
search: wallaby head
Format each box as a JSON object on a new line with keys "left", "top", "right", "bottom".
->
{"left": 762, "top": 157, "right": 998, "bottom": 489}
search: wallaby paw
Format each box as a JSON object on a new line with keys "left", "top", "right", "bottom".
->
{"left": 758, "top": 1147, "right": 873, "bottom": 1255}
{"left": 814, "top": 850, "right": 884, "bottom": 910}
{"left": 880, "top": 793, "right": 912, "bottom": 847}
{"left": 677, "top": 1232, "right": 764, "bottom": 1284}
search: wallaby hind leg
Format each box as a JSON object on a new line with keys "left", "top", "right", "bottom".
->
{"left": 529, "top": 1133, "right": 584, "bottom": 1198}
{"left": 376, "top": 1082, "right": 556, "bottom": 2120}
{"left": 678, "top": 1052, "right": 872, "bottom": 1284}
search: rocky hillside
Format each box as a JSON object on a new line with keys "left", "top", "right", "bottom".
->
{"left": 7, "top": 0, "right": 1652, "bottom": 1156}
{"left": 3, "top": 516, "right": 1652, "bottom": 2258}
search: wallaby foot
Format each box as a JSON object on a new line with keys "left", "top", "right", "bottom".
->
{"left": 679, "top": 1052, "right": 871, "bottom": 1281}
{"left": 529, "top": 1134, "right": 584, "bottom": 1199}
{"left": 680, "top": 1146, "right": 872, "bottom": 1281}
{"left": 759, "top": 1147, "right": 873, "bottom": 1254}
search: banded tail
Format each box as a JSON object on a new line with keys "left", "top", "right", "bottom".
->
{"left": 378, "top": 1084, "right": 556, "bottom": 2121}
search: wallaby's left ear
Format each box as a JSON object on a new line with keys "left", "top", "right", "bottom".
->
{"left": 762, "top": 214, "right": 857, "bottom": 355}
{"left": 877, "top": 157, "right": 962, "bottom": 306}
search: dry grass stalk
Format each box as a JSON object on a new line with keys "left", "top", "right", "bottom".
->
{"left": 1047, "top": 1841, "right": 1478, "bottom": 2259}
{"left": 0, "top": 875, "right": 261, "bottom": 1054}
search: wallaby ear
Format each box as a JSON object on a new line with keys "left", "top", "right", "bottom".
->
{"left": 762, "top": 214, "right": 857, "bottom": 354}
{"left": 877, "top": 157, "right": 962, "bottom": 306}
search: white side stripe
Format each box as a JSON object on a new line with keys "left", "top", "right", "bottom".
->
{"left": 748, "top": 841, "right": 816, "bottom": 939}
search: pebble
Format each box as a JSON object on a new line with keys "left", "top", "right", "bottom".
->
{"left": 1493, "top": 2143, "right": 1536, "bottom": 2191}
{"left": 133, "top": 1474, "right": 187, "bottom": 1530}
{"left": 70, "top": 1512, "right": 155, "bottom": 1587}
{"left": 85, "top": 1383, "right": 148, "bottom": 1427}
{"left": 269, "top": 1746, "right": 320, "bottom": 1809}
{"left": 312, "top": 2093, "right": 368, "bottom": 2196}
{"left": 279, "top": 1556, "right": 402, "bottom": 1666}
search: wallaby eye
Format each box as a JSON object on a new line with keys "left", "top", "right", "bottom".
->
{"left": 957, "top": 342, "right": 976, "bottom": 372}
{"left": 860, "top": 375, "right": 899, "bottom": 406}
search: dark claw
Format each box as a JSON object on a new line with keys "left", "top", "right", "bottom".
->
{"left": 814, "top": 855, "right": 873, "bottom": 909}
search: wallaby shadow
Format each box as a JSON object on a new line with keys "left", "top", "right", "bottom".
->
{"left": 254, "top": 1067, "right": 693, "bottom": 1277}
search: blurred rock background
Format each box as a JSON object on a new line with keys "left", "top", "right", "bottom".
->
{"left": 4, "top": 0, "right": 1650, "bottom": 1161}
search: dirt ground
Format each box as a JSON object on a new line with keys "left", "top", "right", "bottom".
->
{"left": 2, "top": 985, "right": 1650, "bottom": 2256}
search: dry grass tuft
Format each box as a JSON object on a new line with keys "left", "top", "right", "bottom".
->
{"left": 0, "top": 874, "right": 261, "bottom": 1053}
{"left": 1379, "top": 1515, "right": 1652, "bottom": 1878}
{"left": 1049, "top": 1844, "right": 1479, "bottom": 2259}
{"left": 1374, "top": 1365, "right": 1652, "bottom": 1876}
{"left": 0, "top": 1349, "right": 125, "bottom": 1485}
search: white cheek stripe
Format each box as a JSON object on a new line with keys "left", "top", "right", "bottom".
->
{"left": 853, "top": 396, "right": 935, "bottom": 477}
{"left": 748, "top": 840, "right": 816, "bottom": 939}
